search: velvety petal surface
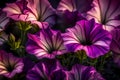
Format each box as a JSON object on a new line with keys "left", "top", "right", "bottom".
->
{"left": 27, "top": 59, "right": 62, "bottom": 80}
{"left": 86, "top": 0, "right": 120, "bottom": 31}
{"left": 26, "top": 28, "right": 66, "bottom": 59}
{"left": 67, "top": 64, "right": 105, "bottom": 80}
{"left": 25, "top": 0, "right": 56, "bottom": 27}
{"left": 0, "top": 50, "right": 24, "bottom": 78}
{"left": 57, "top": 0, "right": 93, "bottom": 13}
{"left": 3, "top": 0, "right": 28, "bottom": 21}
{"left": 62, "top": 19, "right": 112, "bottom": 58}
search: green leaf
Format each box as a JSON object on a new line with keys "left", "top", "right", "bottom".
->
{"left": 25, "top": 25, "right": 32, "bottom": 31}
{"left": 8, "top": 33, "right": 15, "bottom": 43}
{"left": 15, "top": 39, "right": 21, "bottom": 49}
{"left": 16, "top": 21, "right": 32, "bottom": 31}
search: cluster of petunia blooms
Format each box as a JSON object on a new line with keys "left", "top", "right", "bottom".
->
{"left": 0, "top": 0, "right": 120, "bottom": 80}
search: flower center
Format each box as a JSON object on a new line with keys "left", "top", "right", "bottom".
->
{"left": 48, "top": 47, "right": 56, "bottom": 54}
{"left": 6, "top": 64, "right": 14, "bottom": 72}
{"left": 101, "top": 19, "right": 106, "bottom": 25}
{"left": 81, "top": 40, "right": 92, "bottom": 45}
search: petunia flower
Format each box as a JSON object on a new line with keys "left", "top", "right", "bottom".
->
{"left": 57, "top": 0, "right": 93, "bottom": 13}
{"left": 66, "top": 64, "right": 105, "bottom": 80}
{"left": 0, "top": 50, "right": 24, "bottom": 78}
{"left": 86, "top": 0, "right": 120, "bottom": 31}
{"left": 27, "top": 59, "right": 62, "bottom": 80}
{"left": 26, "top": 28, "right": 66, "bottom": 59}
{"left": 3, "top": 0, "right": 28, "bottom": 21}
{"left": 25, "top": 0, "right": 56, "bottom": 28}
{"left": 62, "top": 19, "right": 112, "bottom": 58}
{"left": 0, "top": 9, "right": 9, "bottom": 32}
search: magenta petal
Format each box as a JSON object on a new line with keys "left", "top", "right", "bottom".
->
{"left": 25, "top": 0, "right": 55, "bottom": 27}
{"left": 26, "top": 28, "right": 66, "bottom": 59}
{"left": 27, "top": 59, "right": 62, "bottom": 80}
{"left": 62, "top": 19, "right": 112, "bottom": 58}
{"left": 0, "top": 50, "right": 24, "bottom": 78}
{"left": 3, "top": 0, "right": 28, "bottom": 21}
{"left": 86, "top": 0, "right": 120, "bottom": 31}
{"left": 30, "top": 21, "right": 49, "bottom": 29}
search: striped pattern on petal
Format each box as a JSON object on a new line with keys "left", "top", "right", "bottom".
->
{"left": 27, "top": 59, "right": 62, "bottom": 80}
{"left": 86, "top": 0, "right": 120, "bottom": 31}
{"left": 62, "top": 19, "right": 112, "bottom": 58}
{"left": 3, "top": 0, "right": 28, "bottom": 21}
{"left": 26, "top": 0, "right": 55, "bottom": 26}
{"left": 0, "top": 50, "right": 24, "bottom": 78}
{"left": 26, "top": 28, "right": 66, "bottom": 59}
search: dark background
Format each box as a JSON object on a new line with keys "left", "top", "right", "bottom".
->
{"left": 0, "top": 0, "right": 61, "bottom": 9}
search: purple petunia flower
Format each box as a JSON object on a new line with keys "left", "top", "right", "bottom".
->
{"left": 0, "top": 50, "right": 24, "bottom": 78}
{"left": 3, "top": 0, "right": 28, "bottom": 21}
{"left": 86, "top": 0, "right": 120, "bottom": 31}
{"left": 62, "top": 19, "right": 112, "bottom": 58}
{"left": 25, "top": 0, "right": 56, "bottom": 28}
{"left": 27, "top": 59, "right": 62, "bottom": 80}
{"left": 26, "top": 28, "right": 66, "bottom": 59}
{"left": 66, "top": 64, "right": 105, "bottom": 80}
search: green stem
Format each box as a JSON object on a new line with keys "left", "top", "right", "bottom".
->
{"left": 21, "top": 30, "right": 26, "bottom": 46}
{"left": 99, "top": 56, "right": 105, "bottom": 71}
{"left": 19, "top": 30, "right": 26, "bottom": 57}
{"left": 93, "top": 58, "right": 98, "bottom": 68}
{"left": 77, "top": 51, "right": 83, "bottom": 64}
